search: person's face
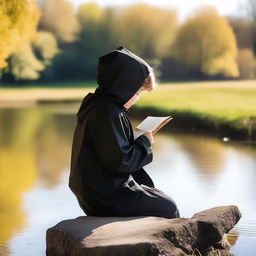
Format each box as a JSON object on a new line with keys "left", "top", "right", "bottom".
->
{"left": 123, "top": 87, "right": 146, "bottom": 109}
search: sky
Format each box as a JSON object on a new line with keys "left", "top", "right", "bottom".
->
{"left": 68, "top": 0, "right": 246, "bottom": 21}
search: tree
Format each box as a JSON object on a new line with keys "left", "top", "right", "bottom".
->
{"left": 115, "top": 4, "right": 177, "bottom": 59}
{"left": 38, "top": 0, "right": 80, "bottom": 43}
{"left": 228, "top": 17, "right": 253, "bottom": 50}
{"left": 10, "top": 43, "right": 44, "bottom": 80}
{"left": 228, "top": 17, "right": 256, "bottom": 79}
{"left": 0, "top": 0, "right": 40, "bottom": 68}
{"left": 172, "top": 8, "right": 239, "bottom": 78}
{"left": 77, "top": 2, "right": 103, "bottom": 24}
{"left": 244, "top": 0, "right": 256, "bottom": 23}
{"left": 58, "top": 3, "right": 119, "bottom": 80}
{"left": 237, "top": 49, "right": 256, "bottom": 78}
{"left": 243, "top": 0, "right": 256, "bottom": 52}
{"left": 33, "top": 31, "right": 60, "bottom": 65}
{"left": 8, "top": 31, "right": 59, "bottom": 80}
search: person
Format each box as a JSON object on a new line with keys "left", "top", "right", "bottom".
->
{"left": 69, "top": 46, "right": 180, "bottom": 219}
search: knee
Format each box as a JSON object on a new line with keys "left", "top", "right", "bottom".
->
{"left": 173, "top": 208, "right": 180, "bottom": 218}
{"left": 161, "top": 199, "right": 180, "bottom": 219}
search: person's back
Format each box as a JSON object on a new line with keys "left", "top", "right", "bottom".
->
{"left": 69, "top": 46, "right": 180, "bottom": 218}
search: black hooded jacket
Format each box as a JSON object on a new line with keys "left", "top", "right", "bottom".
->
{"left": 68, "top": 47, "right": 155, "bottom": 216}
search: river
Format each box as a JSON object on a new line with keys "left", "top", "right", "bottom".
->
{"left": 0, "top": 104, "right": 255, "bottom": 255}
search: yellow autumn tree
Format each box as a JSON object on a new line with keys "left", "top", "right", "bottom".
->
{"left": 10, "top": 31, "right": 60, "bottom": 80}
{"left": 10, "top": 43, "right": 44, "bottom": 80}
{"left": 0, "top": 0, "right": 40, "bottom": 68}
{"left": 116, "top": 4, "right": 177, "bottom": 58}
{"left": 172, "top": 7, "right": 239, "bottom": 77}
{"left": 77, "top": 2, "right": 104, "bottom": 50}
{"left": 39, "top": 0, "right": 80, "bottom": 43}
{"left": 77, "top": 2, "right": 103, "bottom": 24}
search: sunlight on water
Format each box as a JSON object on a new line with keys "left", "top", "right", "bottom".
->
{"left": 0, "top": 105, "right": 255, "bottom": 255}
{"left": 147, "top": 133, "right": 256, "bottom": 256}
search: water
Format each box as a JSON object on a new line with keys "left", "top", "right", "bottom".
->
{"left": 0, "top": 104, "right": 255, "bottom": 255}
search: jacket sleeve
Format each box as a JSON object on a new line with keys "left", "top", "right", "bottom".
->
{"left": 92, "top": 111, "right": 153, "bottom": 174}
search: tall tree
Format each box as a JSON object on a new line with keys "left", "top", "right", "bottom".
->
{"left": 38, "top": 0, "right": 80, "bottom": 43}
{"left": 115, "top": 4, "right": 177, "bottom": 59}
{"left": 9, "top": 31, "right": 59, "bottom": 80}
{"left": 236, "top": 49, "right": 255, "bottom": 78}
{"left": 243, "top": 0, "right": 256, "bottom": 52}
{"left": 63, "top": 3, "right": 119, "bottom": 80}
{"left": 228, "top": 17, "right": 253, "bottom": 50}
{"left": 0, "top": 0, "right": 40, "bottom": 68}
{"left": 172, "top": 7, "right": 239, "bottom": 78}
{"left": 228, "top": 17, "right": 255, "bottom": 78}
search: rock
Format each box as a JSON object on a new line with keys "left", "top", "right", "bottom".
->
{"left": 46, "top": 205, "right": 241, "bottom": 256}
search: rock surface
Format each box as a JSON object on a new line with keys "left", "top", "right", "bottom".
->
{"left": 46, "top": 205, "right": 241, "bottom": 256}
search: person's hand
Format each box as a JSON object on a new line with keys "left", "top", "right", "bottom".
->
{"left": 143, "top": 131, "right": 154, "bottom": 145}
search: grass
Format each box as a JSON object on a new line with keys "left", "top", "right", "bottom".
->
{"left": 135, "top": 80, "right": 256, "bottom": 140}
{"left": 137, "top": 81, "right": 256, "bottom": 120}
{"left": 1, "top": 80, "right": 256, "bottom": 140}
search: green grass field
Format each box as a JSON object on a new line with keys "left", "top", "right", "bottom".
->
{"left": 136, "top": 80, "right": 256, "bottom": 140}
{"left": 1, "top": 80, "right": 256, "bottom": 140}
{"left": 137, "top": 81, "right": 256, "bottom": 119}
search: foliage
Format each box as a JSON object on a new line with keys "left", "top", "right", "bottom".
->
{"left": 33, "top": 31, "right": 60, "bottom": 65}
{"left": 9, "top": 31, "right": 59, "bottom": 80}
{"left": 69, "top": 3, "right": 177, "bottom": 80}
{"left": 77, "top": 2, "right": 103, "bottom": 24}
{"left": 38, "top": 0, "right": 80, "bottom": 43}
{"left": 172, "top": 7, "right": 239, "bottom": 78}
{"left": 10, "top": 43, "right": 44, "bottom": 80}
{"left": 242, "top": 0, "right": 256, "bottom": 52}
{"left": 1, "top": 2, "right": 254, "bottom": 82}
{"left": 115, "top": 4, "right": 177, "bottom": 58}
{"left": 0, "top": 0, "right": 40, "bottom": 68}
{"left": 53, "top": 3, "right": 119, "bottom": 80}
{"left": 228, "top": 17, "right": 254, "bottom": 50}
{"left": 237, "top": 48, "right": 256, "bottom": 78}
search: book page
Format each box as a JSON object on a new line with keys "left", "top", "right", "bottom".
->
{"left": 136, "top": 116, "right": 172, "bottom": 132}
{"left": 134, "top": 116, "right": 173, "bottom": 139}
{"left": 133, "top": 129, "right": 146, "bottom": 139}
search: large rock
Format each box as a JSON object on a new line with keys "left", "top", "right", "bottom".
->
{"left": 46, "top": 205, "right": 241, "bottom": 256}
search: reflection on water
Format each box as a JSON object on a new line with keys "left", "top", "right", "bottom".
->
{"left": 0, "top": 105, "right": 80, "bottom": 255}
{"left": 0, "top": 105, "right": 256, "bottom": 256}
{"left": 172, "top": 134, "right": 227, "bottom": 175}
{"left": 147, "top": 133, "right": 256, "bottom": 256}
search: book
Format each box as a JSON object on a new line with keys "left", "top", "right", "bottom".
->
{"left": 133, "top": 116, "right": 173, "bottom": 139}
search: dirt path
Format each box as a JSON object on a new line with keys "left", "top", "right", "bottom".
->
{"left": 0, "top": 88, "right": 93, "bottom": 106}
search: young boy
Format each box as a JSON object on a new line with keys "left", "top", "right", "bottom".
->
{"left": 69, "top": 46, "right": 180, "bottom": 218}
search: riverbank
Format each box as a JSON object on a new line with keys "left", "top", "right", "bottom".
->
{"left": 1, "top": 80, "right": 255, "bottom": 140}
{"left": 135, "top": 80, "right": 256, "bottom": 141}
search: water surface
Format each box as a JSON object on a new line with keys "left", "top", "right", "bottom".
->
{"left": 0, "top": 104, "right": 255, "bottom": 255}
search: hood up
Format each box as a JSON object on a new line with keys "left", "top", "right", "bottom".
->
{"left": 77, "top": 46, "right": 152, "bottom": 121}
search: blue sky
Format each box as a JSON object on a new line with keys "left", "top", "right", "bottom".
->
{"left": 69, "top": 0, "right": 246, "bottom": 21}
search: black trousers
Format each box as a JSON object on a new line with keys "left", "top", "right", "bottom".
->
{"left": 111, "top": 175, "right": 180, "bottom": 219}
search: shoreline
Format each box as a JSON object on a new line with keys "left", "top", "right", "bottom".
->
{"left": 131, "top": 106, "right": 256, "bottom": 143}
{"left": 1, "top": 83, "right": 255, "bottom": 142}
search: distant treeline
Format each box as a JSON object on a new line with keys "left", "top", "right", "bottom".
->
{"left": 0, "top": 0, "right": 256, "bottom": 85}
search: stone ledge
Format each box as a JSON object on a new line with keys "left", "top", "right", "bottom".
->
{"left": 46, "top": 205, "right": 241, "bottom": 256}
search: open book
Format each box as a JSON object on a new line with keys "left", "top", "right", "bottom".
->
{"left": 133, "top": 116, "right": 173, "bottom": 139}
